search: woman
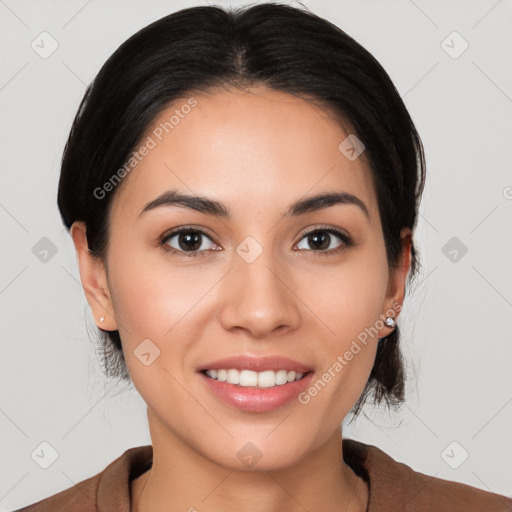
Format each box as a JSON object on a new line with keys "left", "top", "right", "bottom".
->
{"left": 15, "top": 2, "right": 512, "bottom": 511}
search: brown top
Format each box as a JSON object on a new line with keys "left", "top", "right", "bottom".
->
{"left": 14, "top": 439, "right": 512, "bottom": 512}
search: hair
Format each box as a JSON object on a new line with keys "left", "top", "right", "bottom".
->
{"left": 57, "top": 1, "right": 425, "bottom": 416}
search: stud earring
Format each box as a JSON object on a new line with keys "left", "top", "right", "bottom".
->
{"left": 99, "top": 316, "right": 105, "bottom": 323}
{"left": 385, "top": 317, "right": 396, "bottom": 328}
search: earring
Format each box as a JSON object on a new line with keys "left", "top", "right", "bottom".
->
{"left": 99, "top": 316, "right": 105, "bottom": 323}
{"left": 385, "top": 317, "right": 396, "bottom": 328}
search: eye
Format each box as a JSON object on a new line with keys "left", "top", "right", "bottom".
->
{"left": 295, "top": 226, "right": 352, "bottom": 255}
{"left": 160, "top": 227, "right": 219, "bottom": 257}
{"left": 159, "top": 225, "right": 352, "bottom": 258}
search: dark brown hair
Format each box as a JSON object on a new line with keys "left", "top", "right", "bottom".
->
{"left": 58, "top": 2, "right": 425, "bottom": 416}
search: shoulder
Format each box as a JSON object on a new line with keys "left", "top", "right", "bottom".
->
{"left": 343, "top": 438, "right": 512, "bottom": 512}
{"left": 13, "top": 445, "right": 153, "bottom": 512}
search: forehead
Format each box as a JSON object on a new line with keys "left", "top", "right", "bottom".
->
{"left": 110, "top": 86, "right": 378, "bottom": 222}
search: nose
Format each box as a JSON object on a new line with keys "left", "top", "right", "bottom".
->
{"left": 219, "top": 249, "right": 301, "bottom": 339}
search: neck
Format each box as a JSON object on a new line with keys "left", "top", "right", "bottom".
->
{"left": 131, "top": 411, "right": 368, "bottom": 512}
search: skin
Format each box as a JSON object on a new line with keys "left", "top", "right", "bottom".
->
{"left": 71, "top": 85, "right": 411, "bottom": 512}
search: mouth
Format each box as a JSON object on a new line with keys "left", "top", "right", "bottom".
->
{"left": 196, "top": 354, "right": 314, "bottom": 412}
{"left": 197, "top": 367, "right": 315, "bottom": 413}
{"left": 200, "top": 368, "right": 312, "bottom": 389}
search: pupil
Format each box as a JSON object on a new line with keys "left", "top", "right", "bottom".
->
{"left": 309, "top": 232, "right": 329, "bottom": 250}
{"left": 180, "top": 232, "right": 201, "bottom": 251}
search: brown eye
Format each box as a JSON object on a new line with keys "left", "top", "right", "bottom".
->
{"left": 295, "top": 228, "right": 352, "bottom": 254}
{"left": 161, "top": 228, "right": 218, "bottom": 256}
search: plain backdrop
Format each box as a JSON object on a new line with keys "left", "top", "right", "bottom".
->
{"left": 1, "top": 0, "right": 511, "bottom": 509}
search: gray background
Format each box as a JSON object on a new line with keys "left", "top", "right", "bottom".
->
{"left": 1, "top": 0, "right": 511, "bottom": 509}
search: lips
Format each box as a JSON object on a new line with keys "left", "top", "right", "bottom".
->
{"left": 196, "top": 354, "right": 313, "bottom": 374}
{"left": 196, "top": 354, "right": 314, "bottom": 412}
{"left": 198, "top": 369, "right": 315, "bottom": 412}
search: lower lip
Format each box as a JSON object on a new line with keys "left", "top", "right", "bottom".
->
{"left": 198, "top": 371, "right": 314, "bottom": 412}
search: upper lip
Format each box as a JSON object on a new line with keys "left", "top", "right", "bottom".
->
{"left": 197, "top": 354, "right": 313, "bottom": 373}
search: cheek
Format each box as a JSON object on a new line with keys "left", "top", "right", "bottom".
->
{"left": 105, "top": 244, "right": 218, "bottom": 382}
{"left": 108, "top": 232, "right": 388, "bottom": 399}
{"left": 109, "top": 234, "right": 389, "bottom": 348}
{"left": 307, "top": 246, "right": 389, "bottom": 345}
{"left": 299, "top": 247, "right": 389, "bottom": 407}
{"left": 107, "top": 240, "right": 205, "bottom": 336}
{"left": 106, "top": 256, "right": 198, "bottom": 400}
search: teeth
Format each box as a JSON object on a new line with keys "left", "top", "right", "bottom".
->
{"left": 204, "top": 369, "right": 305, "bottom": 388}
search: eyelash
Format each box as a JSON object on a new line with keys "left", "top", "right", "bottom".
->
{"left": 158, "top": 225, "right": 353, "bottom": 258}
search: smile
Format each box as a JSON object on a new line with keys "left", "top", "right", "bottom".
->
{"left": 198, "top": 369, "right": 314, "bottom": 413}
{"left": 202, "top": 368, "right": 307, "bottom": 388}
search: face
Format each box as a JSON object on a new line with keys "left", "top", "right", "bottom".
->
{"left": 72, "top": 85, "right": 410, "bottom": 470}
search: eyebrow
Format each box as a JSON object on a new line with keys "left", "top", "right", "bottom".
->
{"left": 139, "top": 189, "right": 370, "bottom": 220}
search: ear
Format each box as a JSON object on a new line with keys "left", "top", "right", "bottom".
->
{"left": 70, "top": 221, "right": 118, "bottom": 331}
{"left": 377, "top": 227, "right": 412, "bottom": 337}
